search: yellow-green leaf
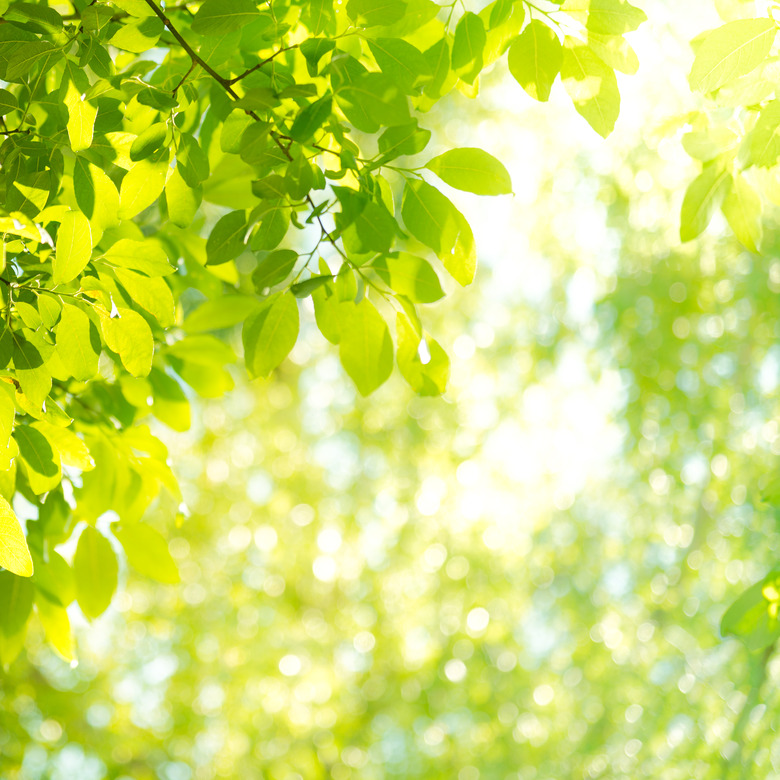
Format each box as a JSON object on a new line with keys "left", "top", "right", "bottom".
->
{"left": 54, "top": 211, "right": 92, "bottom": 284}
{"left": 0, "top": 496, "right": 33, "bottom": 577}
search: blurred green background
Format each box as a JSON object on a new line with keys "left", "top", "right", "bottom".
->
{"left": 5, "top": 2, "right": 780, "bottom": 778}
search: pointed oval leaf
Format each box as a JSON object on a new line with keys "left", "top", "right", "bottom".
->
{"left": 54, "top": 211, "right": 92, "bottom": 284}
{"left": 0, "top": 496, "right": 33, "bottom": 578}
{"left": 425, "top": 147, "right": 511, "bottom": 195}
{"left": 73, "top": 526, "right": 118, "bottom": 620}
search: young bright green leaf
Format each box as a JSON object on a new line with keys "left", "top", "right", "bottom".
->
{"left": 56, "top": 303, "right": 100, "bottom": 381}
{"left": 0, "top": 570, "right": 34, "bottom": 636}
{"left": 73, "top": 526, "right": 118, "bottom": 620}
{"left": 130, "top": 122, "right": 168, "bottom": 162}
{"left": 721, "top": 573, "right": 780, "bottom": 650}
{"left": 744, "top": 99, "right": 780, "bottom": 168}
{"left": 290, "top": 96, "right": 333, "bottom": 143}
{"left": 561, "top": 38, "right": 620, "bottom": 138}
{"left": 12, "top": 335, "right": 51, "bottom": 411}
{"left": 562, "top": 0, "right": 647, "bottom": 35}
{"left": 112, "top": 271, "right": 173, "bottom": 330}
{"left": 253, "top": 250, "right": 299, "bottom": 291}
{"left": 377, "top": 121, "right": 431, "bottom": 160}
{"left": 373, "top": 254, "right": 444, "bottom": 303}
{"left": 508, "top": 21, "right": 563, "bottom": 102}
{"left": 192, "top": 0, "right": 263, "bottom": 35}
{"left": 452, "top": 12, "right": 486, "bottom": 84}
{"left": 339, "top": 298, "right": 393, "bottom": 396}
{"left": 425, "top": 147, "right": 512, "bottom": 195}
{"left": 242, "top": 292, "right": 300, "bottom": 378}
{"left": 346, "top": 0, "right": 407, "bottom": 27}
{"left": 689, "top": 18, "right": 776, "bottom": 93}
{"left": 36, "top": 595, "right": 73, "bottom": 661}
{"left": 401, "top": 180, "right": 476, "bottom": 285}
{"left": 0, "top": 497, "right": 33, "bottom": 578}
{"left": 183, "top": 296, "right": 262, "bottom": 333}
{"left": 396, "top": 312, "right": 450, "bottom": 396}
{"left": 64, "top": 82, "right": 96, "bottom": 153}
{"left": 114, "top": 524, "right": 180, "bottom": 584}
{"left": 33, "top": 422, "right": 93, "bottom": 472}
{"left": 73, "top": 157, "right": 120, "bottom": 245}
{"left": 680, "top": 162, "right": 732, "bottom": 242}
{"left": 54, "top": 211, "right": 92, "bottom": 284}
{"left": 13, "top": 424, "right": 61, "bottom": 496}
{"left": 586, "top": 31, "right": 639, "bottom": 75}
{"left": 118, "top": 157, "right": 169, "bottom": 220}
{"left": 721, "top": 173, "right": 762, "bottom": 252}
{"left": 101, "top": 308, "right": 154, "bottom": 377}
{"left": 206, "top": 210, "right": 248, "bottom": 265}
{"left": 368, "top": 38, "right": 431, "bottom": 93}
{"left": 165, "top": 167, "right": 202, "bottom": 229}
{"left": 100, "top": 239, "right": 176, "bottom": 277}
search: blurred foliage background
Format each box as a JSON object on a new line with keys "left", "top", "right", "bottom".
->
{"left": 6, "top": 1, "right": 780, "bottom": 779}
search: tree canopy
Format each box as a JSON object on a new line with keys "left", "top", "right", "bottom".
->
{"left": 6, "top": 0, "right": 780, "bottom": 777}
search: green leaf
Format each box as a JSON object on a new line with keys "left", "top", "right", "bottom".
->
{"left": 0, "top": 570, "right": 34, "bottom": 635}
{"left": 290, "top": 96, "right": 333, "bottom": 143}
{"left": 73, "top": 526, "right": 118, "bottom": 620}
{"left": 115, "top": 269, "right": 175, "bottom": 328}
{"left": 679, "top": 162, "right": 732, "bottom": 242}
{"left": 401, "top": 180, "right": 476, "bottom": 285}
{"left": 377, "top": 121, "right": 431, "bottom": 160}
{"left": 452, "top": 12, "right": 486, "bottom": 84}
{"left": 346, "top": 0, "right": 407, "bottom": 27}
{"left": 183, "top": 296, "right": 261, "bottom": 332}
{"left": 56, "top": 303, "right": 100, "bottom": 381}
{"left": 396, "top": 312, "right": 449, "bottom": 395}
{"left": 368, "top": 38, "right": 430, "bottom": 93}
{"left": 36, "top": 594, "right": 73, "bottom": 661}
{"left": 64, "top": 82, "right": 97, "bottom": 153}
{"left": 206, "top": 210, "right": 248, "bottom": 265}
{"left": 100, "top": 239, "right": 176, "bottom": 277}
{"left": 0, "top": 496, "right": 33, "bottom": 578}
{"left": 54, "top": 211, "right": 92, "bottom": 284}
{"left": 562, "top": 0, "right": 647, "bottom": 35}
{"left": 130, "top": 122, "right": 168, "bottom": 162}
{"left": 425, "top": 147, "right": 512, "bottom": 195}
{"left": 12, "top": 334, "right": 51, "bottom": 410}
{"left": 586, "top": 31, "right": 638, "bottom": 75}
{"left": 290, "top": 274, "right": 334, "bottom": 298}
{"left": 119, "top": 156, "right": 169, "bottom": 220}
{"left": 689, "top": 18, "right": 776, "bottom": 93}
{"left": 561, "top": 38, "right": 620, "bottom": 138}
{"left": 242, "top": 292, "right": 299, "bottom": 378}
{"left": 114, "top": 523, "right": 180, "bottom": 584}
{"left": 252, "top": 249, "right": 298, "bottom": 291}
{"left": 744, "top": 99, "right": 780, "bottom": 168}
{"left": 373, "top": 253, "right": 444, "bottom": 303}
{"left": 337, "top": 72, "right": 410, "bottom": 133}
{"left": 721, "top": 573, "right": 780, "bottom": 651}
{"left": 165, "top": 167, "right": 202, "bottom": 229}
{"left": 721, "top": 173, "right": 762, "bottom": 252}
{"left": 109, "top": 17, "right": 163, "bottom": 52}
{"left": 13, "top": 424, "right": 60, "bottom": 495}
{"left": 101, "top": 308, "right": 154, "bottom": 377}
{"left": 508, "top": 21, "right": 563, "bottom": 102}
{"left": 0, "top": 88, "right": 17, "bottom": 115}
{"left": 339, "top": 298, "right": 393, "bottom": 396}
{"left": 192, "top": 0, "right": 263, "bottom": 36}
{"left": 73, "top": 156, "right": 120, "bottom": 245}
